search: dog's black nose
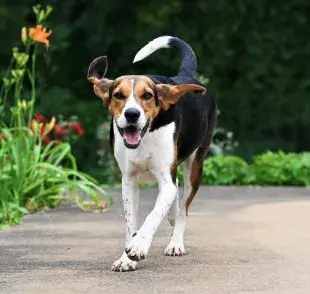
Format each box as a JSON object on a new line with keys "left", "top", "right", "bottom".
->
{"left": 125, "top": 108, "right": 140, "bottom": 122}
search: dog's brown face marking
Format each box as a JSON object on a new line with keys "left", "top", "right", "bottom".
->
{"left": 108, "top": 78, "right": 132, "bottom": 120}
{"left": 107, "top": 75, "right": 160, "bottom": 122}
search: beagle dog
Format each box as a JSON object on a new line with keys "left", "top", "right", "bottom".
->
{"left": 87, "top": 36, "right": 217, "bottom": 272}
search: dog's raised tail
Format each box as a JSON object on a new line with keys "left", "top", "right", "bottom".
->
{"left": 133, "top": 36, "right": 197, "bottom": 78}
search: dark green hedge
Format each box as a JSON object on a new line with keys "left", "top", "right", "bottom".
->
{"left": 1, "top": 0, "right": 309, "bottom": 179}
{"left": 177, "top": 151, "right": 310, "bottom": 186}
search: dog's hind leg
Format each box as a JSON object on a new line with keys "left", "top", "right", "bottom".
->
{"left": 164, "top": 151, "right": 196, "bottom": 256}
{"left": 165, "top": 110, "right": 216, "bottom": 256}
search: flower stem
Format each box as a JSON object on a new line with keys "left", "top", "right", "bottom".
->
{"left": 0, "top": 88, "right": 10, "bottom": 124}
{"left": 0, "top": 58, "right": 13, "bottom": 101}
{"left": 0, "top": 58, "right": 14, "bottom": 122}
{"left": 28, "top": 45, "right": 37, "bottom": 126}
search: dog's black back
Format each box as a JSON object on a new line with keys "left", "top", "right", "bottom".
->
{"left": 147, "top": 74, "right": 217, "bottom": 164}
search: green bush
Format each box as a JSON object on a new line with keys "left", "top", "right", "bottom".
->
{"left": 247, "top": 151, "right": 310, "bottom": 186}
{"left": 202, "top": 156, "right": 248, "bottom": 185}
{"left": 199, "top": 151, "right": 310, "bottom": 186}
{"left": 176, "top": 155, "right": 246, "bottom": 186}
{"left": 177, "top": 156, "right": 247, "bottom": 186}
{"left": 161, "top": 151, "right": 310, "bottom": 187}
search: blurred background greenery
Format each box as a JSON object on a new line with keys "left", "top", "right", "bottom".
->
{"left": 1, "top": 0, "right": 309, "bottom": 184}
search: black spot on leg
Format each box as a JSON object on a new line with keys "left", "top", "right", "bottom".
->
{"left": 132, "top": 232, "right": 137, "bottom": 237}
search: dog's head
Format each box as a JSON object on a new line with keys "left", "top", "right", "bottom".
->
{"left": 87, "top": 56, "right": 205, "bottom": 149}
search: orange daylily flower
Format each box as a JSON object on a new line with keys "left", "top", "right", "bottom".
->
{"left": 28, "top": 25, "right": 52, "bottom": 47}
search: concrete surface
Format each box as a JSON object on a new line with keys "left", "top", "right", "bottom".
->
{"left": 1, "top": 186, "right": 310, "bottom": 294}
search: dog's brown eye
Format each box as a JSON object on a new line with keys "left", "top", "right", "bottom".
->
{"left": 114, "top": 92, "right": 125, "bottom": 99}
{"left": 142, "top": 92, "right": 153, "bottom": 100}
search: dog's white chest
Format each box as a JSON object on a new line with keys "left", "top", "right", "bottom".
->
{"left": 113, "top": 121, "right": 175, "bottom": 180}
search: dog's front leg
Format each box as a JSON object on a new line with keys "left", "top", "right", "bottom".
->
{"left": 112, "top": 176, "right": 139, "bottom": 272}
{"left": 125, "top": 171, "right": 177, "bottom": 262}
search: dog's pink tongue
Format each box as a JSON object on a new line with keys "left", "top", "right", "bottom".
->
{"left": 124, "top": 129, "right": 141, "bottom": 145}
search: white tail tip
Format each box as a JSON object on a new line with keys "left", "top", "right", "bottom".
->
{"left": 133, "top": 36, "right": 172, "bottom": 63}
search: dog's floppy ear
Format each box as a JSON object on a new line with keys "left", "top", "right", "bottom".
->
{"left": 156, "top": 84, "right": 206, "bottom": 111}
{"left": 87, "top": 56, "right": 113, "bottom": 106}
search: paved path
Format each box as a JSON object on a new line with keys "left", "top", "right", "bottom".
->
{"left": 1, "top": 187, "right": 310, "bottom": 294}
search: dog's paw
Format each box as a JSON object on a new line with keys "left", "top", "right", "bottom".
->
{"left": 111, "top": 257, "right": 137, "bottom": 272}
{"left": 125, "top": 235, "right": 150, "bottom": 261}
{"left": 164, "top": 242, "right": 186, "bottom": 256}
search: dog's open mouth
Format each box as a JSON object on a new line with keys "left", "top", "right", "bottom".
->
{"left": 123, "top": 125, "right": 141, "bottom": 147}
{"left": 118, "top": 122, "right": 149, "bottom": 149}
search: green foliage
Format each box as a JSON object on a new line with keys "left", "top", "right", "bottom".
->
{"left": 96, "top": 122, "right": 121, "bottom": 184}
{"left": 177, "top": 155, "right": 247, "bottom": 186}
{"left": 0, "top": 128, "right": 108, "bottom": 227}
{"left": 198, "top": 151, "right": 310, "bottom": 186}
{"left": 0, "top": 5, "right": 110, "bottom": 229}
{"left": 202, "top": 156, "right": 248, "bottom": 185}
{"left": 246, "top": 151, "right": 310, "bottom": 186}
{"left": 1, "top": 0, "right": 309, "bottom": 180}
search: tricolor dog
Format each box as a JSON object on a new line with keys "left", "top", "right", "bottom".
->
{"left": 87, "top": 36, "right": 217, "bottom": 272}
